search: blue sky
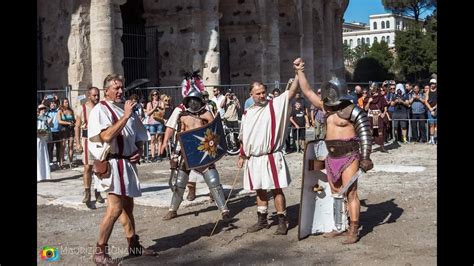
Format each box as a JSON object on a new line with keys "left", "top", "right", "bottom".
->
{"left": 344, "top": 0, "right": 434, "bottom": 24}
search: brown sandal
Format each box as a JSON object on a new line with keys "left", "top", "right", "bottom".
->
{"left": 162, "top": 210, "right": 177, "bottom": 220}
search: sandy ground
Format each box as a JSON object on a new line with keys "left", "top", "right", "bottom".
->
{"left": 37, "top": 141, "right": 436, "bottom": 265}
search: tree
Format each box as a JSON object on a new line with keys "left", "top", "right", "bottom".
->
{"left": 343, "top": 43, "right": 355, "bottom": 65}
{"left": 423, "top": 10, "right": 437, "bottom": 74}
{"left": 353, "top": 57, "right": 393, "bottom": 82}
{"left": 394, "top": 22, "right": 433, "bottom": 81}
{"left": 382, "top": 0, "right": 435, "bottom": 22}
{"left": 367, "top": 41, "right": 394, "bottom": 71}
{"left": 353, "top": 43, "right": 370, "bottom": 62}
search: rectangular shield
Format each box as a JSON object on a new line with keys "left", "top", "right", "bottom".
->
{"left": 298, "top": 140, "right": 347, "bottom": 240}
{"left": 176, "top": 114, "right": 228, "bottom": 170}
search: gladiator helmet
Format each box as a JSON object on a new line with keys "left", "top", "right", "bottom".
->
{"left": 320, "top": 77, "right": 351, "bottom": 107}
{"left": 183, "top": 89, "right": 205, "bottom": 113}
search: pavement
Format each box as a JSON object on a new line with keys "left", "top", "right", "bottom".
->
{"left": 37, "top": 160, "right": 253, "bottom": 211}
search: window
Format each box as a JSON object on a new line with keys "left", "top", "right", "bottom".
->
{"left": 386, "top": 20, "right": 390, "bottom": 29}
{"left": 357, "top": 38, "right": 360, "bottom": 45}
{"left": 349, "top": 39, "right": 353, "bottom": 47}
{"left": 374, "top": 37, "right": 378, "bottom": 43}
{"left": 344, "top": 39, "right": 348, "bottom": 45}
{"left": 373, "top": 22, "right": 377, "bottom": 30}
{"left": 396, "top": 20, "right": 401, "bottom": 30}
{"left": 382, "top": 36, "right": 386, "bottom": 42}
{"left": 387, "top": 36, "right": 390, "bottom": 44}
{"left": 366, "top": 37, "right": 370, "bottom": 45}
{"left": 361, "top": 38, "right": 365, "bottom": 44}
{"left": 381, "top": 21, "right": 385, "bottom": 29}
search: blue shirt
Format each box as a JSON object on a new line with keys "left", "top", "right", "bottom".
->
{"left": 46, "top": 108, "right": 60, "bottom": 132}
{"left": 386, "top": 92, "right": 396, "bottom": 112}
{"left": 410, "top": 92, "right": 426, "bottom": 114}
{"left": 244, "top": 97, "right": 254, "bottom": 110}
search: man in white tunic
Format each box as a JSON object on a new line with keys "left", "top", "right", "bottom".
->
{"left": 74, "top": 86, "right": 104, "bottom": 205}
{"left": 88, "top": 74, "right": 155, "bottom": 264}
{"left": 237, "top": 75, "right": 300, "bottom": 235}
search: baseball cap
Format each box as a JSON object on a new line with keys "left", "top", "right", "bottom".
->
{"left": 38, "top": 104, "right": 48, "bottom": 110}
{"left": 429, "top": 78, "right": 437, "bottom": 84}
{"left": 201, "top": 90, "right": 209, "bottom": 96}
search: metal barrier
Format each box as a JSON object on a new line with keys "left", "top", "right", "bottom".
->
{"left": 37, "top": 86, "right": 72, "bottom": 106}
{"left": 390, "top": 118, "right": 436, "bottom": 143}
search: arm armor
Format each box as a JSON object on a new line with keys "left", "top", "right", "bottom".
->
{"left": 349, "top": 106, "right": 372, "bottom": 160}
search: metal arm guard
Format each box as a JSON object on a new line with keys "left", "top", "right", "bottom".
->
{"left": 349, "top": 106, "right": 372, "bottom": 161}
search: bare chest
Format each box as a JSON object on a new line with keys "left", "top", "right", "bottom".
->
{"left": 180, "top": 115, "right": 207, "bottom": 131}
{"left": 326, "top": 114, "right": 351, "bottom": 128}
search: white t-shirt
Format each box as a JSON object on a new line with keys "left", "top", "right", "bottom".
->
{"left": 212, "top": 94, "right": 225, "bottom": 118}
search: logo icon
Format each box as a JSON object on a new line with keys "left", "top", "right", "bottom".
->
{"left": 39, "top": 246, "right": 60, "bottom": 261}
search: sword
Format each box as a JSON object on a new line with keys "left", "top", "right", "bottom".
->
{"left": 333, "top": 168, "right": 364, "bottom": 231}
{"left": 336, "top": 168, "right": 364, "bottom": 197}
{"left": 168, "top": 155, "right": 182, "bottom": 193}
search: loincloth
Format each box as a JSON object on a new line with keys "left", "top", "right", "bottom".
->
{"left": 324, "top": 138, "right": 360, "bottom": 183}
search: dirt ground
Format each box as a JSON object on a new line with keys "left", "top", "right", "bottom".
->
{"left": 37, "top": 141, "right": 437, "bottom": 265}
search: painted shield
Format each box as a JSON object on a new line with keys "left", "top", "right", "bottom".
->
{"left": 176, "top": 114, "right": 228, "bottom": 170}
{"left": 298, "top": 140, "right": 348, "bottom": 240}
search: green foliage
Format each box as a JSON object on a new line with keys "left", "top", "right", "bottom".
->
{"left": 382, "top": 0, "right": 435, "bottom": 21}
{"left": 350, "top": 39, "right": 394, "bottom": 82}
{"left": 367, "top": 41, "right": 394, "bottom": 70}
{"left": 353, "top": 43, "right": 370, "bottom": 62}
{"left": 343, "top": 43, "right": 354, "bottom": 64}
{"left": 346, "top": 4, "right": 436, "bottom": 82}
{"left": 394, "top": 12, "right": 436, "bottom": 81}
{"left": 353, "top": 57, "right": 394, "bottom": 82}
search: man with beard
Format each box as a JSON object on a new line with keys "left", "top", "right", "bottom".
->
{"left": 74, "top": 86, "right": 105, "bottom": 205}
{"left": 237, "top": 74, "right": 302, "bottom": 235}
{"left": 88, "top": 74, "right": 155, "bottom": 264}
{"left": 364, "top": 83, "right": 389, "bottom": 152}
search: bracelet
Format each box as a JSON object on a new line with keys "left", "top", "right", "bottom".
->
{"left": 239, "top": 155, "right": 249, "bottom": 160}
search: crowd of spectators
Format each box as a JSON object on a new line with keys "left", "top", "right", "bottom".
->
{"left": 37, "top": 78, "right": 437, "bottom": 178}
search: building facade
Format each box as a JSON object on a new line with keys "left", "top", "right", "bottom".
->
{"left": 343, "top": 13, "right": 421, "bottom": 49}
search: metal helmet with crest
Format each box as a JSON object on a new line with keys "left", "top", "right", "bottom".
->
{"left": 183, "top": 89, "right": 205, "bottom": 113}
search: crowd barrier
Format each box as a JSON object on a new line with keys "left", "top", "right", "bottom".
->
{"left": 38, "top": 116, "right": 437, "bottom": 168}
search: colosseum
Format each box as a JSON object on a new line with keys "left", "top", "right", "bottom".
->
{"left": 37, "top": 0, "right": 348, "bottom": 104}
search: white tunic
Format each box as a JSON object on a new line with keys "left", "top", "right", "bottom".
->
{"left": 240, "top": 91, "right": 291, "bottom": 190}
{"left": 88, "top": 101, "right": 148, "bottom": 197}
{"left": 37, "top": 137, "right": 51, "bottom": 182}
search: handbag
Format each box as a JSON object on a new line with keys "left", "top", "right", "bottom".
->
{"left": 93, "top": 160, "right": 111, "bottom": 179}
{"left": 91, "top": 101, "right": 119, "bottom": 180}
{"left": 153, "top": 109, "right": 165, "bottom": 124}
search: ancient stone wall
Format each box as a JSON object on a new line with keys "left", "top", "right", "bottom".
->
{"left": 278, "top": 0, "right": 301, "bottom": 83}
{"left": 37, "top": 0, "right": 76, "bottom": 90}
{"left": 219, "top": 0, "right": 262, "bottom": 84}
{"left": 38, "top": 0, "right": 348, "bottom": 103}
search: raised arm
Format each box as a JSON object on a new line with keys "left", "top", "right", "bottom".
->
{"left": 286, "top": 74, "right": 299, "bottom": 99}
{"left": 293, "top": 58, "right": 323, "bottom": 109}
